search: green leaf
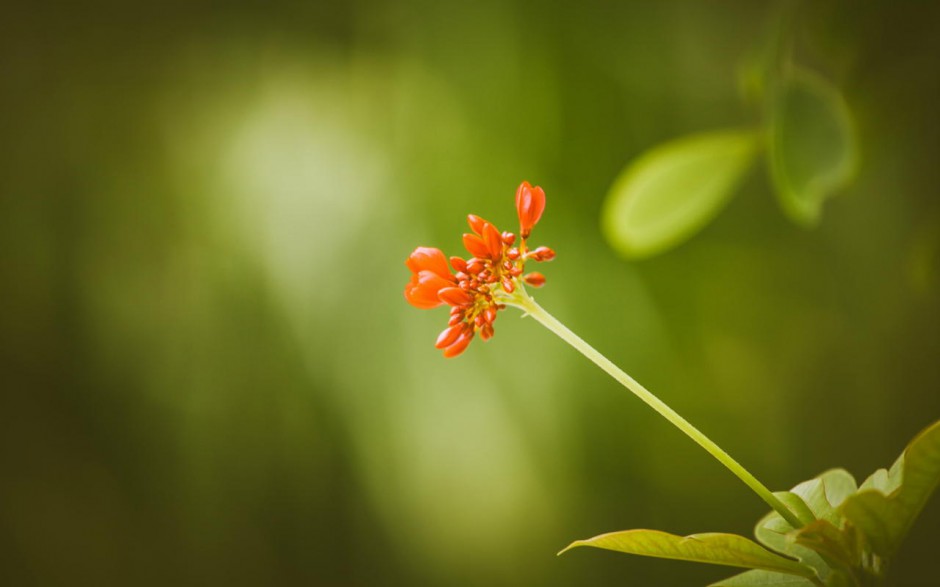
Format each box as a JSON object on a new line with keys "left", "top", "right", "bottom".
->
{"left": 754, "top": 472, "right": 861, "bottom": 580}
{"left": 710, "top": 569, "right": 817, "bottom": 586}
{"left": 792, "top": 520, "right": 857, "bottom": 570}
{"left": 774, "top": 491, "right": 817, "bottom": 527}
{"left": 559, "top": 529, "right": 816, "bottom": 578}
{"left": 840, "top": 419, "right": 940, "bottom": 557}
{"left": 790, "top": 469, "right": 858, "bottom": 525}
{"left": 768, "top": 67, "right": 857, "bottom": 225}
{"left": 755, "top": 492, "right": 828, "bottom": 577}
{"left": 819, "top": 469, "right": 858, "bottom": 509}
{"left": 857, "top": 453, "right": 903, "bottom": 494}
{"left": 602, "top": 128, "right": 760, "bottom": 258}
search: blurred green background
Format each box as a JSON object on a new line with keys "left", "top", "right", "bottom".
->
{"left": 2, "top": 1, "right": 939, "bottom": 585}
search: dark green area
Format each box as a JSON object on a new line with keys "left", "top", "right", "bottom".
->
{"left": 1, "top": 1, "right": 939, "bottom": 585}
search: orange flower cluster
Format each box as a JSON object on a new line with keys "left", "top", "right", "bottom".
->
{"left": 404, "top": 181, "right": 555, "bottom": 357}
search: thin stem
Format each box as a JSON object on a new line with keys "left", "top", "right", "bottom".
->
{"left": 508, "top": 291, "right": 805, "bottom": 530}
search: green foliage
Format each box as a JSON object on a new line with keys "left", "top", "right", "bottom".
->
{"left": 840, "top": 420, "right": 940, "bottom": 558}
{"left": 768, "top": 68, "right": 857, "bottom": 226}
{"left": 559, "top": 529, "right": 816, "bottom": 578}
{"left": 754, "top": 492, "right": 827, "bottom": 577}
{"left": 601, "top": 53, "right": 858, "bottom": 258}
{"left": 560, "top": 420, "right": 940, "bottom": 586}
{"left": 711, "top": 569, "right": 856, "bottom": 587}
{"left": 602, "top": 130, "right": 759, "bottom": 259}
{"left": 711, "top": 569, "right": 817, "bottom": 586}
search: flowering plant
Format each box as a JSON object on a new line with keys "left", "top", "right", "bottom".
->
{"left": 404, "top": 182, "right": 940, "bottom": 587}
{"left": 404, "top": 181, "right": 553, "bottom": 357}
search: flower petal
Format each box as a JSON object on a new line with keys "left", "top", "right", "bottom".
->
{"left": 406, "top": 247, "right": 452, "bottom": 279}
{"left": 404, "top": 270, "right": 452, "bottom": 309}
{"left": 438, "top": 286, "right": 474, "bottom": 306}
{"left": 482, "top": 222, "right": 503, "bottom": 259}
{"left": 463, "top": 233, "right": 491, "bottom": 259}
{"left": 467, "top": 214, "right": 487, "bottom": 236}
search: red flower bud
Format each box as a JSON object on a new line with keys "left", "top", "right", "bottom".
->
{"left": 483, "top": 307, "right": 497, "bottom": 324}
{"left": 515, "top": 181, "right": 546, "bottom": 239}
{"left": 435, "top": 324, "right": 464, "bottom": 348}
{"left": 523, "top": 272, "right": 546, "bottom": 287}
{"left": 443, "top": 329, "right": 473, "bottom": 358}
{"left": 449, "top": 256, "right": 468, "bottom": 273}
{"left": 530, "top": 246, "right": 556, "bottom": 262}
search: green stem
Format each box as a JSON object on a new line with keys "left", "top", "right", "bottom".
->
{"left": 508, "top": 290, "right": 805, "bottom": 530}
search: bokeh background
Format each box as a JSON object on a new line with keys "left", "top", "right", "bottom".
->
{"left": 2, "top": 1, "right": 939, "bottom": 585}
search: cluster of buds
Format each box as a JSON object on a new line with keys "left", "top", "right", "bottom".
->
{"left": 404, "top": 181, "right": 556, "bottom": 357}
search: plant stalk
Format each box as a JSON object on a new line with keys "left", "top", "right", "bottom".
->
{"left": 508, "top": 291, "right": 805, "bottom": 530}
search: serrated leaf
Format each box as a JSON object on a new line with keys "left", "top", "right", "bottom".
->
{"left": 839, "top": 419, "right": 940, "bottom": 557}
{"left": 559, "top": 529, "right": 816, "bottom": 578}
{"left": 602, "top": 128, "right": 759, "bottom": 258}
{"left": 768, "top": 67, "right": 857, "bottom": 225}
{"left": 710, "top": 569, "right": 818, "bottom": 586}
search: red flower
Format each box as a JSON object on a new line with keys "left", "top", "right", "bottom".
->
{"left": 406, "top": 246, "right": 452, "bottom": 278}
{"left": 404, "top": 247, "right": 456, "bottom": 309}
{"left": 405, "top": 182, "right": 556, "bottom": 357}
{"left": 515, "top": 180, "right": 546, "bottom": 239}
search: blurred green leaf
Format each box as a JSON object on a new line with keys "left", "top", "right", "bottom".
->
{"left": 768, "top": 68, "right": 857, "bottom": 225}
{"left": 602, "top": 129, "right": 760, "bottom": 258}
{"left": 840, "top": 419, "right": 940, "bottom": 557}
{"left": 710, "top": 569, "right": 818, "bottom": 586}
{"left": 823, "top": 570, "right": 854, "bottom": 587}
{"left": 559, "top": 529, "right": 816, "bottom": 578}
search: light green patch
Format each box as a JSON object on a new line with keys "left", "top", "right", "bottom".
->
{"left": 768, "top": 68, "right": 857, "bottom": 225}
{"left": 602, "top": 128, "right": 759, "bottom": 258}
